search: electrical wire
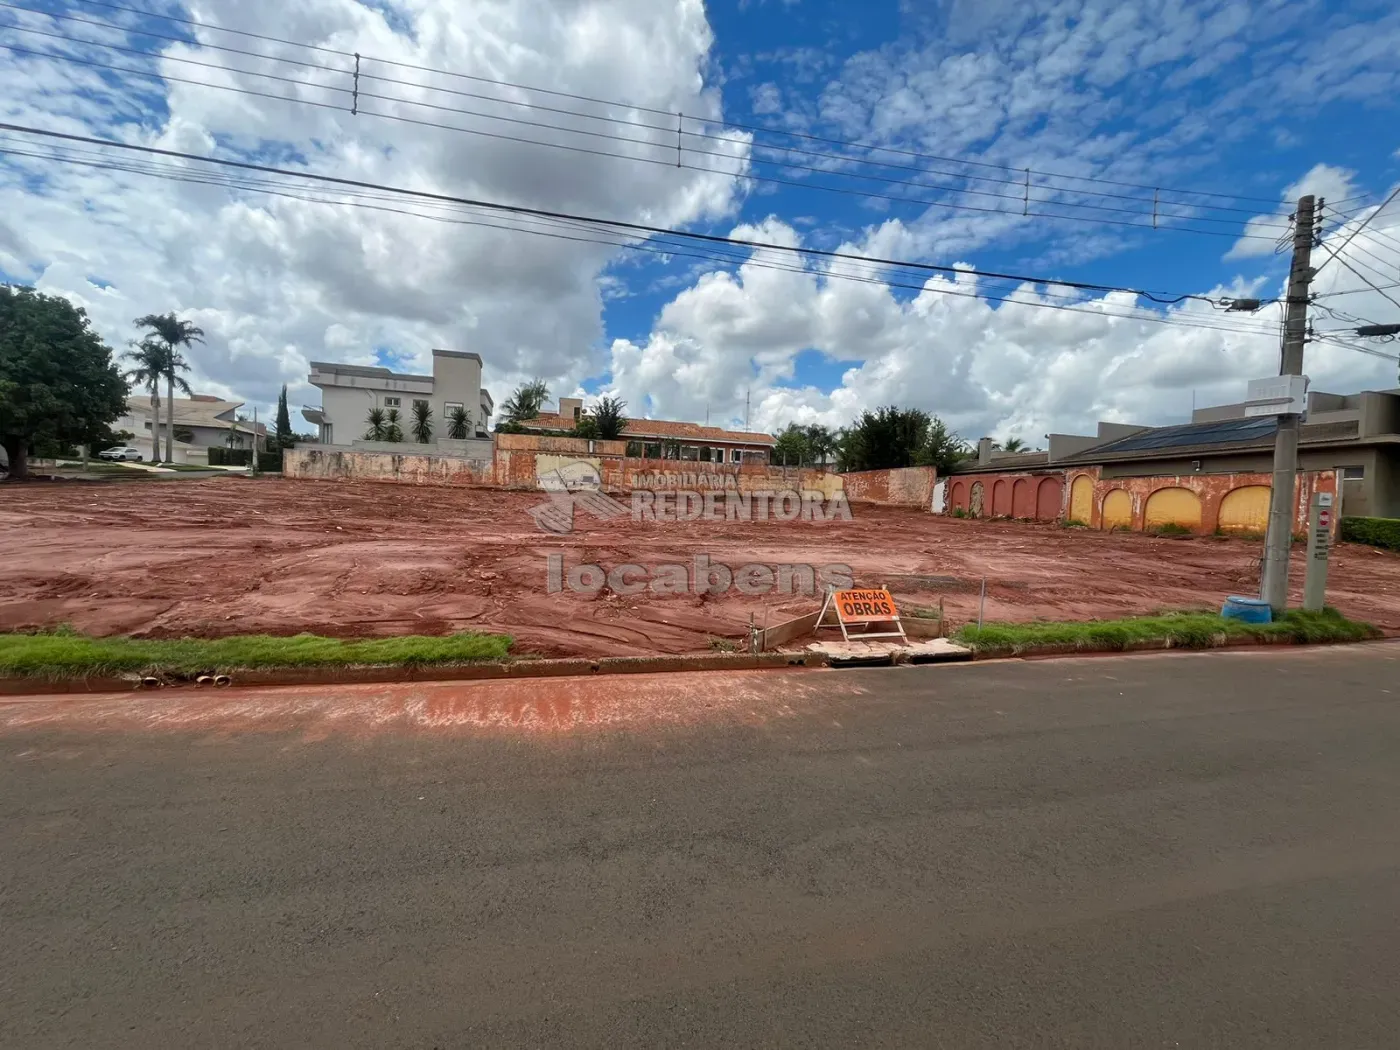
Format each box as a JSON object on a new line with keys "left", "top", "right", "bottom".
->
{"left": 1, "top": 0, "right": 1306, "bottom": 214}
{"left": 0, "top": 129, "right": 1288, "bottom": 337}
{"left": 1314, "top": 184, "right": 1400, "bottom": 278}
{"left": 0, "top": 32, "right": 1293, "bottom": 243}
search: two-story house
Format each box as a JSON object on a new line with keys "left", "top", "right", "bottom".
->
{"left": 302, "top": 349, "right": 493, "bottom": 445}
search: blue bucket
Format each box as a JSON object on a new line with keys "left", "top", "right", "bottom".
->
{"left": 1221, "top": 596, "right": 1272, "bottom": 624}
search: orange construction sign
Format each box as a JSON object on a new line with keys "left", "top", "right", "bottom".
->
{"left": 833, "top": 588, "right": 900, "bottom": 623}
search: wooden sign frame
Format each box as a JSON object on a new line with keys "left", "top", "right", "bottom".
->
{"left": 816, "top": 587, "right": 908, "bottom": 643}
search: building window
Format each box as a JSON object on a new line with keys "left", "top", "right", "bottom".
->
{"left": 731, "top": 448, "right": 742, "bottom": 464}
{"left": 443, "top": 401, "right": 464, "bottom": 415}
{"left": 681, "top": 445, "right": 700, "bottom": 461}
{"left": 384, "top": 396, "right": 401, "bottom": 408}
{"left": 1342, "top": 465, "right": 1365, "bottom": 480}
{"left": 412, "top": 399, "right": 429, "bottom": 415}
{"left": 644, "top": 442, "right": 662, "bottom": 458}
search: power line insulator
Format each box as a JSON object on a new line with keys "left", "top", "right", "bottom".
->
{"left": 1356, "top": 324, "right": 1400, "bottom": 337}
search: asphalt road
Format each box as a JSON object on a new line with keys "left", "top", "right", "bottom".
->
{"left": 4, "top": 645, "right": 1400, "bottom": 1048}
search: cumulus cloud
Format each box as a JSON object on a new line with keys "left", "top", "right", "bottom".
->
{"left": 605, "top": 215, "right": 1399, "bottom": 444}
{"left": 0, "top": 0, "right": 747, "bottom": 419}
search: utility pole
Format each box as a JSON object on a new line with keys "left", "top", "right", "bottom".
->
{"left": 1259, "top": 194, "right": 1316, "bottom": 616}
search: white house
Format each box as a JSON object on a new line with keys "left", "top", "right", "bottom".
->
{"left": 117, "top": 394, "right": 267, "bottom": 463}
{"left": 303, "top": 349, "right": 493, "bottom": 446}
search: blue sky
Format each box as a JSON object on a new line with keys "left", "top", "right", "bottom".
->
{"left": 2, "top": 0, "right": 1398, "bottom": 441}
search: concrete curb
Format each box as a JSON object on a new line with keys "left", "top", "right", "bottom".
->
{"left": 0, "top": 651, "right": 830, "bottom": 698}
{"left": 963, "top": 633, "right": 1377, "bottom": 661}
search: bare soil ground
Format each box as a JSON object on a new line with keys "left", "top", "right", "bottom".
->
{"left": 3, "top": 476, "right": 1399, "bottom": 658}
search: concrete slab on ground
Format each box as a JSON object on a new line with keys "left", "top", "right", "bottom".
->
{"left": 808, "top": 637, "right": 972, "bottom": 666}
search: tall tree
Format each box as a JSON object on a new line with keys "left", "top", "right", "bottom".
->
{"left": 0, "top": 285, "right": 127, "bottom": 479}
{"left": 133, "top": 312, "right": 204, "bottom": 462}
{"left": 123, "top": 337, "right": 165, "bottom": 462}
{"left": 591, "top": 396, "right": 628, "bottom": 440}
{"left": 996, "top": 436, "right": 1028, "bottom": 453}
{"left": 499, "top": 379, "right": 549, "bottom": 423}
{"left": 773, "top": 423, "right": 811, "bottom": 466}
{"left": 916, "top": 417, "right": 972, "bottom": 474}
{"left": 275, "top": 384, "right": 293, "bottom": 447}
{"left": 837, "top": 406, "right": 931, "bottom": 472}
{"left": 803, "top": 424, "right": 838, "bottom": 467}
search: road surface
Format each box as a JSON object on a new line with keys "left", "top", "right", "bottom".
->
{"left": 3, "top": 644, "right": 1400, "bottom": 1047}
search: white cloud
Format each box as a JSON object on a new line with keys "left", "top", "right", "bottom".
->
{"left": 1, "top": 0, "right": 748, "bottom": 419}
{"left": 605, "top": 214, "right": 1399, "bottom": 443}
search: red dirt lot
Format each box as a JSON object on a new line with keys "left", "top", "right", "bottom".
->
{"left": 2, "top": 476, "right": 1399, "bottom": 657}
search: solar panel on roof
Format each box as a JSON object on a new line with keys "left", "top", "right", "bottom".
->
{"left": 1098, "top": 416, "right": 1277, "bottom": 454}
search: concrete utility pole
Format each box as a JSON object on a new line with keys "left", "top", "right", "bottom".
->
{"left": 1260, "top": 194, "right": 1316, "bottom": 616}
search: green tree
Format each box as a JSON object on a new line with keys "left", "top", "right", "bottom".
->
{"left": 133, "top": 312, "right": 204, "bottom": 463}
{"left": 916, "top": 417, "right": 972, "bottom": 474}
{"left": 571, "top": 414, "right": 600, "bottom": 439}
{"left": 591, "top": 396, "right": 628, "bottom": 440}
{"left": 773, "top": 423, "right": 811, "bottom": 466}
{"left": 275, "top": 384, "right": 294, "bottom": 447}
{"left": 803, "top": 424, "right": 838, "bottom": 467}
{"left": 446, "top": 405, "right": 471, "bottom": 440}
{"left": 411, "top": 400, "right": 434, "bottom": 443}
{"left": 384, "top": 407, "right": 404, "bottom": 442}
{"left": 0, "top": 285, "right": 127, "bottom": 479}
{"left": 837, "top": 406, "right": 931, "bottom": 472}
{"left": 365, "top": 406, "right": 389, "bottom": 440}
{"left": 122, "top": 336, "right": 166, "bottom": 461}
{"left": 996, "top": 436, "right": 1028, "bottom": 453}
{"left": 500, "top": 379, "right": 549, "bottom": 423}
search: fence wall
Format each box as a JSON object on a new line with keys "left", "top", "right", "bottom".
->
{"left": 840, "top": 466, "right": 938, "bottom": 508}
{"left": 943, "top": 466, "right": 1338, "bottom": 535}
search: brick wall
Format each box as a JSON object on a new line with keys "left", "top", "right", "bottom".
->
{"left": 841, "top": 466, "right": 938, "bottom": 507}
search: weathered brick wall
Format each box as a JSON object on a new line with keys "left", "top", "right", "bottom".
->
{"left": 945, "top": 473, "right": 1066, "bottom": 521}
{"left": 841, "top": 466, "right": 938, "bottom": 507}
{"left": 283, "top": 447, "right": 494, "bottom": 487}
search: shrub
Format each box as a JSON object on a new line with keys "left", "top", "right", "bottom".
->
{"left": 1062, "top": 518, "right": 1088, "bottom": 528}
{"left": 208, "top": 447, "right": 251, "bottom": 467}
{"left": 1341, "top": 516, "right": 1400, "bottom": 552}
{"left": 1150, "top": 522, "right": 1193, "bottom": 537}
{"left": 256, "top": 450, "right": 282, "bottom": 473}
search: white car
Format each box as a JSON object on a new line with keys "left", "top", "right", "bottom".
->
{"left": 99, "top": 446, "right": 144, "bottom": 462}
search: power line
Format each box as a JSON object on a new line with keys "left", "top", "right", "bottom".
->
{"left": 0, "top": 143, "right": 1285, "bottom": 339}
{"left": 0, "top": 125, "right": 1285, "bottom": 336}
{"left": 1315, "top": 185, "right": 1400, "bottom": 278}
{"left": 4, "top": 0, "right": 1302, "bottom": 212}
{"left": 1315, "top": 241, "right": 1400, "bottom": 314}
{"left": 0, "top": 30, "right": 1291, "bottom": 242}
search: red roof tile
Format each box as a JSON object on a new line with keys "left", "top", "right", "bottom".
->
{"left": 518, "top": 414, "right": 775, "bottom": 445}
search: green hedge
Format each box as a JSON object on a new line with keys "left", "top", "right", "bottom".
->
{"left": 257, "top": 450, "right": 283, "bottom": 473}
{"left": 207, "top": 447, "right": 250, "bottom": 466}
{"left": 1341, "top": 516, "right": 1400, "bottom": 552}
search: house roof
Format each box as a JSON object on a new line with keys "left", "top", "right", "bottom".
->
{"left": 309, "top": 361, "right": 429, "bottom": 383}
{"left": 517, "top": 413, "right": 776, "bottom": 445}
{"left": 126, "top": 395, "right": 267, "bottom": 434}
{"left": 1055, "top": 416, "right": 1363, "bottom": 466}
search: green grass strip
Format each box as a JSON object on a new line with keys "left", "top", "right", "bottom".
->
{"left": 0, "top": 630, "right": 512, "bottom": 680}
{"left": 953, "top": 608, "right": 1379, "bottom": 656}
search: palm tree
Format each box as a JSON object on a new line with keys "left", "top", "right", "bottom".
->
{"left": 998, "top": 437, "right": 1028, "bottom": 453}
{"left": 384, "top": 407, "right": 404, "bottom": 442}
{"left": 446, "top": 405, "right": 471, "bottom": 440}
{"left": 592, "top": 396, "right": 628, "bottom": 440}
{"left": 500, "top": 379, "right": 549, "bottom": 423}
{"left": 122, "top": 337, "right": 165, "bottom": 461}
{"left": 134, "top": 313, "right": 205, "bottom": 462}
{"left": 365, "top": 406, "right": 389, "bottom": 440}
{"left": 411, "top": 401, "right": 434, "bottom": 443}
